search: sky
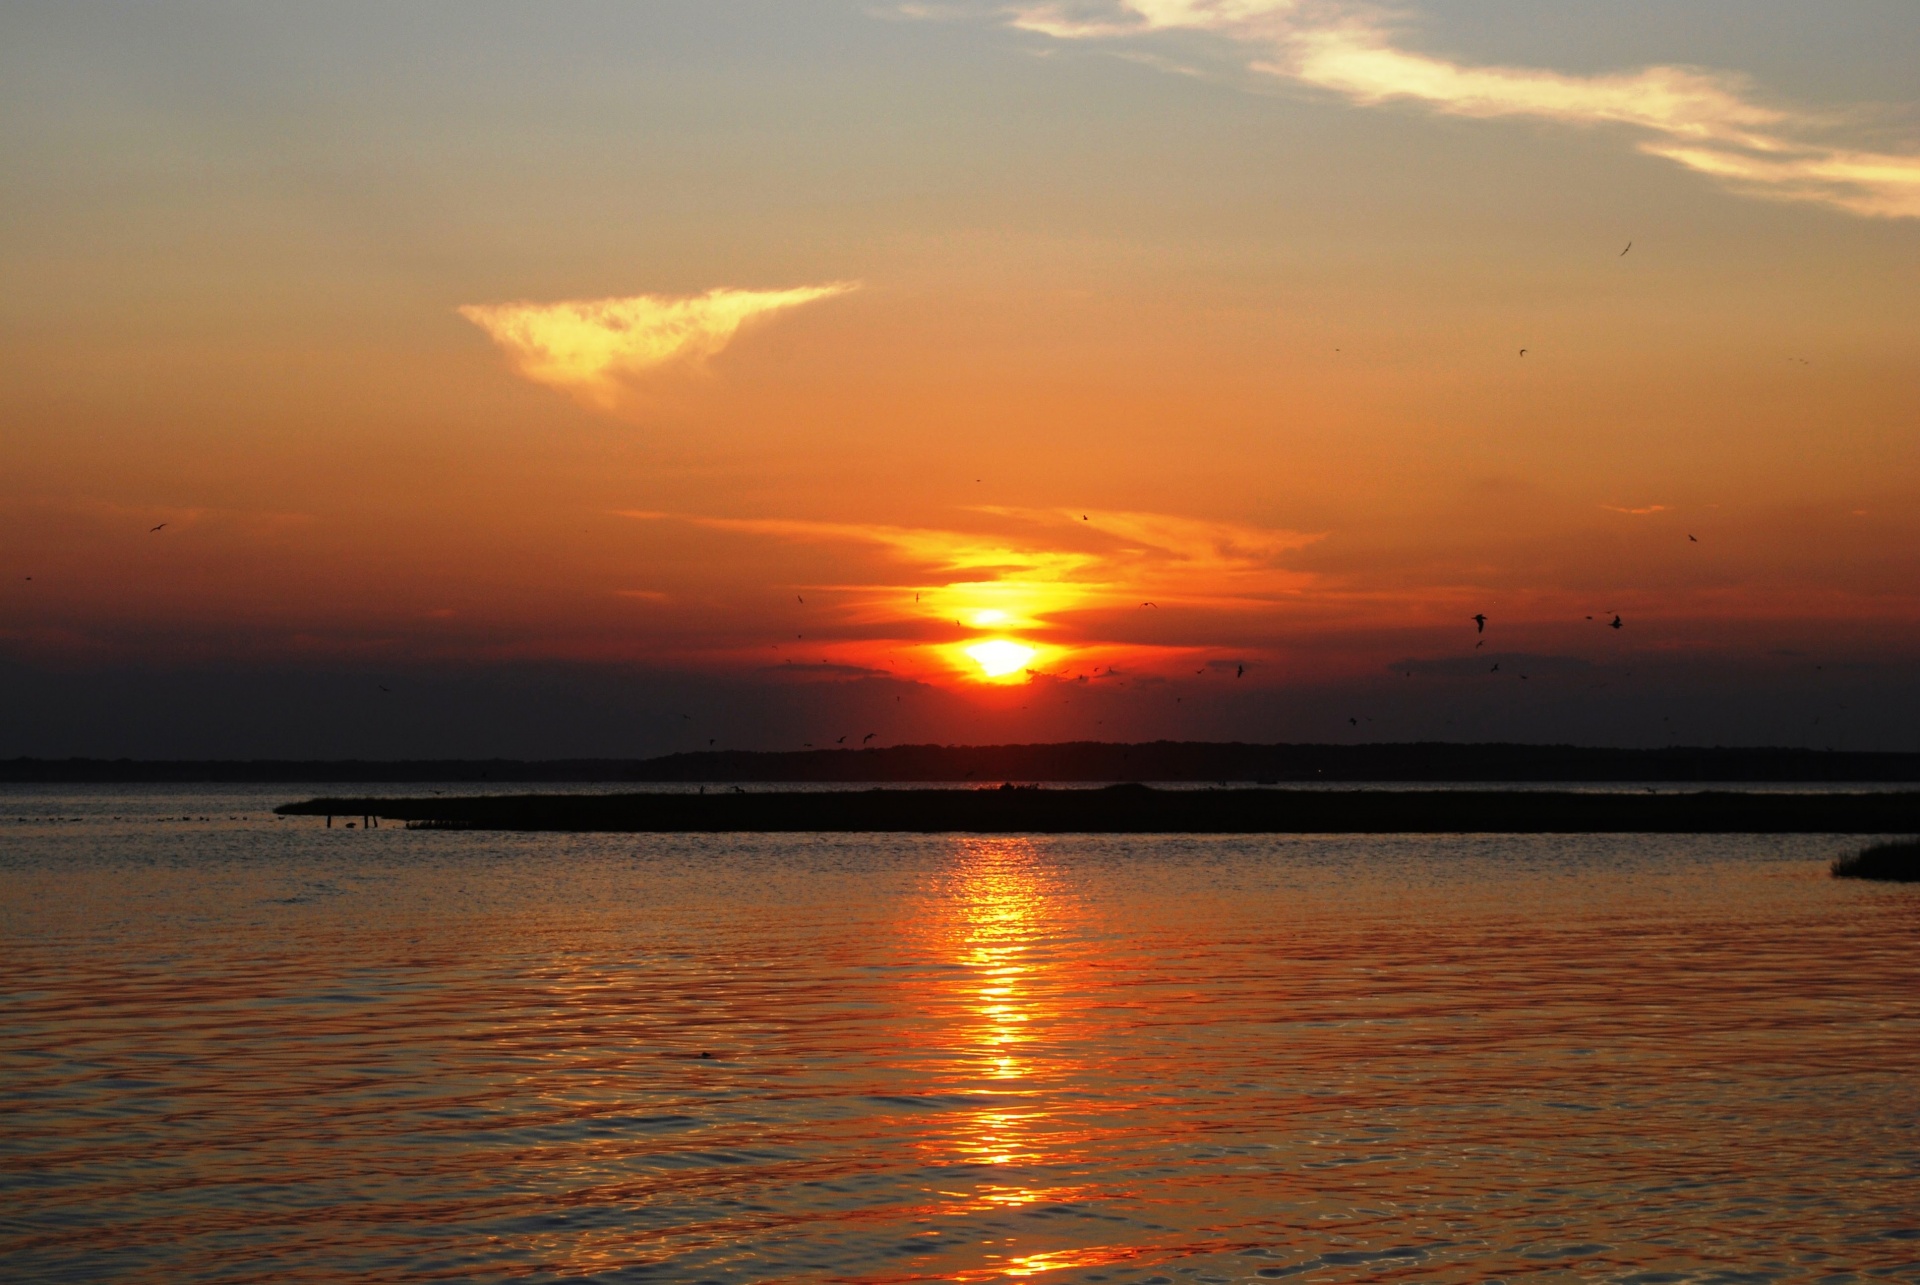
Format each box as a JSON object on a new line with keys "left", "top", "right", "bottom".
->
{"left": 3, "top": 1, "right": 1918, "bottom": 757}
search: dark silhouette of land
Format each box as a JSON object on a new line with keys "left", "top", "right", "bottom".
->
{"left": 1832, "top": 839, "right": 1920, "bottom": 882}
{"left": 275, "top": 783, "right": 1920, "bottom": 834}
{"left": 12, "top": 742, "right": 1920, "bottom": 784}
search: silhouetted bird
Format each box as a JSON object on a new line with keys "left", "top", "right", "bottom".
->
{"left": 149, "top": 523, "right": 167, "bottom": 533}
{"left": 1142, "top": 602, "right": 1157, "bottom": 608}
{"left": 1689, "top": 534, "right": 1698, "bottom": 542}
{"left": 377, "top": 685, "right": 390, "bottom": 693}
{"left": 1472, "top": 613, "right": 1487, "bottom": 632}
{"left": 1609, "top": 615, "right": 1624, "bottom": 630}
{"left": 1621, "top": 241, "right": 1632, "bottom": 256}
{"left": 1491, "top": 663, "right": 1500, "bottom": 672}
{"left": 863, "top": 733, "right": 875, "bottom": 743}
{"left": 836, "top": 736, "right": 846, "bottom": 744}
{"left": 1519, "top": 349, "right": 1528, "bottom": 357}
{"left": 1236, "top": 665, "right": 1244, "bottom": 678}
{"left": 1083, "top": 515, "right": 1088, "bottom": 521}
{"left": 709, "top": 739, "right": 715, "bottom": 747}
{"left": 796, "top": 595, "right": 804, "bottom": 603}
{"left": 1348, "top": 717, "right": 1357, "bottom": 726}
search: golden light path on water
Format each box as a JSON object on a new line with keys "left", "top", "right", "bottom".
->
{"left": 932, "top": 839, "right": 1141, "bottom": 1279}
{"left": 3, "top": 789, "right": 1920, "bottom": 1283}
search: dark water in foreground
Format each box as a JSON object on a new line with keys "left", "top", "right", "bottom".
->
{"left": 2, "top": 788, "right": 1918, "bottom": 1284}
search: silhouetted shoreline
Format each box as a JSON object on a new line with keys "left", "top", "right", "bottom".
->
{"left": 1832, "top": 839, "right": 1920, "bottom": 881}
{"left": 275, "top": 784, "right": 1920, "bottom": 834}
{"left": 14, "top": 741, "right": 1920, "bottom": 783}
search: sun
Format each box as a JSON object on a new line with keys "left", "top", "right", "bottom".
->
{"left": 965, "top": 639, "right": 1037, "bottom": 680}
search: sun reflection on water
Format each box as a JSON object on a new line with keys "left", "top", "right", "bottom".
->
{"left": 948, "top": 838, "right": 1054, "bottom": 1172}
{"left": 896, "top": 838, "right": 1147, "bottom": 1281}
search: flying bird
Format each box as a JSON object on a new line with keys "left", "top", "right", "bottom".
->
{"left": 1348, "top": 717, "right": 1358, "bottom": 726}
{"left": 1472, "top": 614, "right": 1487, "bottom": 633}
{"left": 149, "top": 523, "right": 167, "bottom": 533}
{"left": 377, "top": 685, "right": 390, "bottom": 693}
{"left": 1142, "top": 602, "right": 1157, "bottom": 608}
{"left": 796, "top": 595, "right": 804, "bottom": 604}
{"left": 1491, "top": 663, "right": 1500, "bottom": 672}
{"left": 862, "top": 733, "right": 875, "bottom": 743}
{"left": 1519, "top": 349, "right": 1528, "bottom": 357}
{"left": 1609, "top": 615, "right": 1624, "bottom": 630}
{"left": 1082, "top": 515, "right": 1088, "bottom": 521}
{"left": 1689, "top": 534, "right": 1698, "bottom": 542}
{"left": 836, "top": 736, "right": 846, "bottom": 744}
{"left": 1621, "top": 241, "right": 1633, "bottom": 256}
{"left": 1236, "top": 665, "right": 1244, "bottom": 679}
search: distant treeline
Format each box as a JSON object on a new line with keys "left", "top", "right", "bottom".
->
{"left": 9, "top": 741, "right": 1920, "bottom": 783}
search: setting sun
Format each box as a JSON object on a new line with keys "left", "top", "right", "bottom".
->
{"left": 966, "top": 639, "right": 1037, "bottom": 680}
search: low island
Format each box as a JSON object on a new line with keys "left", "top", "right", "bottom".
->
{"left": 275, "top": 783, "right": 1920, "bottom": 834}
{"left": 1832, "top": 839, "right": 1920, "bottom": 881}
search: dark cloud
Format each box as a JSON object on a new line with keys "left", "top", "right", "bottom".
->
{"left": 1392, "top": 653, "right": 1596, "bottom": 679}
{"left": 6, "top": 654, "right": 1920, "bottom": 758}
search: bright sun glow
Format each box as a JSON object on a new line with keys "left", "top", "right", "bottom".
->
{"left": 966, "top": 639, "right": 1037, "bottom": 679}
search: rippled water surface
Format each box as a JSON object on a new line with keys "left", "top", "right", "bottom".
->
{"left": 3, "top": 786, "right": 1918, "bottom": 1284}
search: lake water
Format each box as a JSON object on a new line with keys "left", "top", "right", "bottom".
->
{"left": 3, "top": 786, "right": 1917, "bottom": 1283}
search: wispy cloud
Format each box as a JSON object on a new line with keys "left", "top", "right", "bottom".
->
{"left": 989, "top": 1, "right": 1920, "bottom": 218}
{"left": 459, "top": 284, "right": 855, "bottom": 406}
{"left": 620, "top": 507, "right": 1322, "bottom": 631}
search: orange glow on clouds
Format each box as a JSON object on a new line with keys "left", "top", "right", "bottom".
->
{"left": 621, "top": 507, "right": 1324, "bottom": 688}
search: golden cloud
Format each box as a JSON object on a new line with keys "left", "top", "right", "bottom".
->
{"left": 459, "top": 284, "right": 855, "bottom": 406}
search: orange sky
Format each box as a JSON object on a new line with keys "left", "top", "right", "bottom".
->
{"left": 2, "top": 2, "right": 1917, "bottom": 753}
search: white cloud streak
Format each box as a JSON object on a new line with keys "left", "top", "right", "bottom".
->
{"left": 996, "top": 1, "right": 1920, "bottom": 218}
{"left": 460, "top": 284, "right": 855, "bottom": 406}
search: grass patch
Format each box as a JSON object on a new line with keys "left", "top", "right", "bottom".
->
{"left": 1832, "top": 838, "right": 1920, "bottom": 882}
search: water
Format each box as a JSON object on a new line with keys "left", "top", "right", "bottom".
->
{"left": 3, "top": 787, "right": 1917, "bottom": 1283}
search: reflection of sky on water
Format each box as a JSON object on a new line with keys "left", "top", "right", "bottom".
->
{"left": 4, "top": 804, "right": 1920, "bottom": 1283}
